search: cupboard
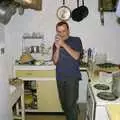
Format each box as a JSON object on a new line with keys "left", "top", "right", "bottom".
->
{"left": 14, "top": 65, "right": 62, "bottom": 112}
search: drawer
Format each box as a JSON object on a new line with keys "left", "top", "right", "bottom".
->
{"left": 16, "top": 70, "right": 56, "bottom": 77}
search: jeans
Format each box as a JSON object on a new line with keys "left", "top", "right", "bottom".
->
{"left": 56, "top": 77, "right": 79, "bottom": 120}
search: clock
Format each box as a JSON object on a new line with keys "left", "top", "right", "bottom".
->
{"left": 57, "top": 6, "right": 71, "bottom": 21}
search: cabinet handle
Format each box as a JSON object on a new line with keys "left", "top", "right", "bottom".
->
{"left": 88, "top": 95, "right": 91, "bottom": 99}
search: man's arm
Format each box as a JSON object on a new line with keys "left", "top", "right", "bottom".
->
{"left": 52, "top": 43, "right": 60, "bottom": 65}
{"left": 62, "top": 43, "right": 80, "bottom": 60}
{"left": 58, "top": 38, "right": 82, "bottom": 60}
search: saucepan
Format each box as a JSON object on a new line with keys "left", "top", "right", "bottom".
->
{"left": 71, "top": 0, "right": 89, "bottom": 22}
{"left": 56, "top": 0, "right": 71, "bottom": 21}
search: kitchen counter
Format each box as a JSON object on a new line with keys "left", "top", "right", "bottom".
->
{"left": 14, "top": 64, "right": 56, "bottom": 70}
{"left": 14, "top": 64, "right": 87, "bottom": 70}
{"left": 107, "top": 104, "right": 120, "bottom": 120}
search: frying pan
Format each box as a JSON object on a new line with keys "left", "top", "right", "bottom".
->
{"left": 56, "top": 0, "right": 71, "bottom": 21}
{"left": 71, "top": 0, "right": 89, "bottom": 22}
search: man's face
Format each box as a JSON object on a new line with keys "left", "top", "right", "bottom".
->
{"left": 56, "top": 24, "right": 69, "bottom": 40}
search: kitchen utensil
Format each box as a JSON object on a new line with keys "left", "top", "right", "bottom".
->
{"left": 56, "top": 0, "right": 71, "bottom": 21}
{"left": 99, "top": 0, "right": 104, "bottom": 25}
{"left": 71, "top": 0, "right": 89, "bottom": 22}
{"left": 112, "top": 71, "right": 120, "bottom": 97}
{"left": 98, "top": 0, "right": 117, "bottom": 25}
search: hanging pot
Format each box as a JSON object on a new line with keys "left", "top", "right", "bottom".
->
{"left": 56, "top": 0, "right": 71, "bottom": 21}
{"left": 71, "top": 0, "right": 89, "bottom": 22}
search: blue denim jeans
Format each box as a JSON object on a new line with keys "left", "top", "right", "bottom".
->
{"left": 56, "top": 77, "right": 79, "bottom": 120}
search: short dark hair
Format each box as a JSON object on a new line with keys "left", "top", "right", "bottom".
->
{"left": 56, "top": 21, "right": 69, "bottom": 30}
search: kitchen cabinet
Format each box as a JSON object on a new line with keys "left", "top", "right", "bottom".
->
{"left": 37, "top": 80, "right": 62, "bottom": 112}
{"left": 14, "top": 65, "right": 89, "bottom": 113}
{"left": 14, "top": 65, "right": 62, "bottom": 112}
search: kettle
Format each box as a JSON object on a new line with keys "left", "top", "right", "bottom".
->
{"left": 112, "top": 71, "right": 120, "bottom": 97}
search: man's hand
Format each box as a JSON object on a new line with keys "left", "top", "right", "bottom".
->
{"left": 57, "top": 39, "right": 65, "bottom": 47}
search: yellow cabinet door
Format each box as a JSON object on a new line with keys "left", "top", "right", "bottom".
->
{"left": 36, "top": 80, "right": 62, "bottom": 112}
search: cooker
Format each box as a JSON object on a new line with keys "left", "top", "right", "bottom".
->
{"left": 87, "top": 76, "right": 120, "bottom": 120}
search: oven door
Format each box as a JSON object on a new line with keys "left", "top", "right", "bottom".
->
{"left": 87, "top": 84, "right": 96, "bottom": 120}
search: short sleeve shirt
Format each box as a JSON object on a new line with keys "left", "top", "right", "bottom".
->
{"left": 56, "top": 36, "right": 83, "bottom": 80}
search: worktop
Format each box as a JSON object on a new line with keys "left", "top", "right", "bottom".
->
{"left": 107, "top": 104, "right": 120, "bottom": 120}
{"left": 14, "top": 64, "right": 87, "bottom": 70}
{"left": 14, "top": 64, "right": 61, "bottom": 112}
{"left": 14, "top": 64, "right": 56, "bottom": 70}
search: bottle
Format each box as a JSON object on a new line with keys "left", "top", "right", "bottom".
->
{"left": 87, "top": 48, "right": 92, "bottom": 63}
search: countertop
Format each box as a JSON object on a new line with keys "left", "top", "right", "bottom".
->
{"left": 14, "top": 64, "right": 87, "bottom": 71}
{"left": 107, "top": 104, "right": 120, "bottom": 120}
{"left": 14, "top": 64, "right": 56, "bottom": 70}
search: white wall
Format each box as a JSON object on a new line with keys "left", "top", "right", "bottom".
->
{"left": 0, "top": 24, "right": 5, "bottom": 44}
{"left": 0, "top": 23, "right": 12, "bottom": 120}
{"left": 5, "top": 0, "right": 120, "bottom": 77}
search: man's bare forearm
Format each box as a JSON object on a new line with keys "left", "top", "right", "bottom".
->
{"left": 52, "top": 48, "right": 60, "bottom": 64}
{"left": 62, "top": 43, "right": 80, "bottom": 60}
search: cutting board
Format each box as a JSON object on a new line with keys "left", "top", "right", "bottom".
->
{"left": 107, "top": 104, "right": 120, "bottom": 120}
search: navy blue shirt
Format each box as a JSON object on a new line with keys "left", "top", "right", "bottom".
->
{"left": 56, "top": 36, "right": 83, "bottom": 80}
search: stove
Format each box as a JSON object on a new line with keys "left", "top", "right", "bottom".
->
{"left": 87, "top": 77, "right": 120, "bottom": 120}
{"left": 93, "top": 83, "right": 118, "bottom": 101}
{"left": 97, "top": 92, "right": 118, "bottom": 101}
{"left": 94, "top": 84, "right": 110, "bottom": 90}
{"left": 91, "top": 79, "right": 120, "bottom": 106}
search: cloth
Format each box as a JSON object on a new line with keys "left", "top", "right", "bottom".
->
{"left": 55, "top": 36, "right": 83, "bottom": 120}
{"left": 56, "top": 36, "right": 83, "bottom": 81}
{"left": 56, "top": 76, "right": 79, "bottom": 120}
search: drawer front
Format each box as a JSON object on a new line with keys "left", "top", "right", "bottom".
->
{"left": 16, "top": 70, "right": 56, "bottom": 77}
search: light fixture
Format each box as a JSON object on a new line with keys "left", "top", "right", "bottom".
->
{"left": 24, "top": 0, "right": 32, "bottom": 4}
{"left": 14, "top": 0, "right": 32, "bottom": 5}
{"left": 14, "top": 0, "right": 42, "bottom": 10}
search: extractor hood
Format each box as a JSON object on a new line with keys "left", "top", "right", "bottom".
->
{"left": 14, "top": 0, "right": 42, "bottom": 10}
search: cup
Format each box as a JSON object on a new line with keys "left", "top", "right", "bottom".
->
{"left": 55, "top": 34, "right": 61, "bottom": 41}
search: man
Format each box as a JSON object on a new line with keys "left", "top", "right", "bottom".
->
{"left": 52, "top": 21, "right": 83, "bottom": 120}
